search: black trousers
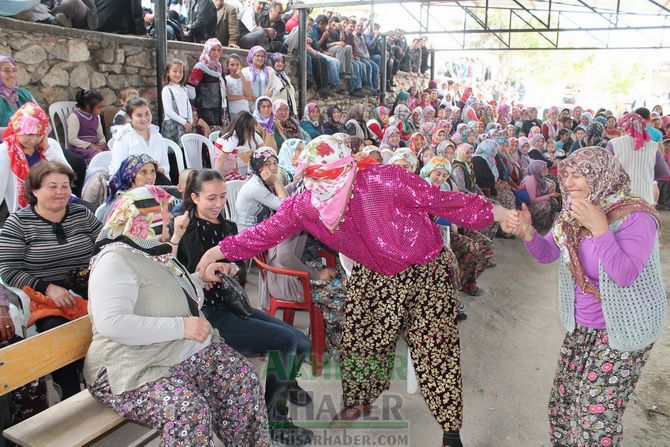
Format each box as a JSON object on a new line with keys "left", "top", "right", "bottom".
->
{"left": 35, "top": 316, "right": 83, "bottom": 400}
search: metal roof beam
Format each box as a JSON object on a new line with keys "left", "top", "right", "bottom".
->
{"left": 647, "top": 0, "right": 670, "bottom": 14}
{"left": 512, "top": 0, "right": 550, "bottom": 28}
{"left": 455, "top": 1, "right": 510, "bottom": 48}
{"left": 575, "top": 0, "right": 618, "bottom": 27}
{"left": 380, "top": 24, "right": 670, "bottom": 35}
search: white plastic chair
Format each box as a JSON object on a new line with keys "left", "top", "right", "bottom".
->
{"left": 208, "top": 130, "right": 221, "bottom": 143}
{"left": 85, "top": 151, "right": 112, "bottom": 182}
{"left": 180, "top": 133, "right": 216, "bottom": 170}
{"left": 224, "top": 179, "right": 246, "bottom": 222}
{"left": 380, "top": 148, "right": 395, "bottom": 164}
{"left": 48, "top": 101, "right": 77, "bottom": 147}
{"left": 107, "top": 136, "right": 116, "bottom": 150}
{"left": 163, "top": 138, "right": 186, "bottom": 173}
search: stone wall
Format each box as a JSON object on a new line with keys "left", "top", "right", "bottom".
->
{"left": 0, "top": 16, "right": 430, "bottom": 122}
{"left": 0, "top": 16, "right": 298, "bottom": 112}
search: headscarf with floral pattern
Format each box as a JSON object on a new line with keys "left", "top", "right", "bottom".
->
{"left": 552, "top": 146, "right": 659, "bottom": 301}
{"left": 3, "top": 102, "right": 50, "bottom": 208}
{"left": 296, "top": 134, "right": 376, "bottom": 231}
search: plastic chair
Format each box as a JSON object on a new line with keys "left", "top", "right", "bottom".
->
{"left": 48, "top": 101, "right": 77, "bottom": 147}
{"left": 163, "top": 138, "right": 186, "bottom": 173}
{"left": 253, "top": 250, "right": 336, "bottom": 376}
{"left": 208, "top": 130, "right": 221, "bottom": 143}
{"left": 180, "top": 133, "right": 216, "bottom": 169}
{"left": 106, "top": 136, "right": 115, "bottom": 150}
{"left": 85, "top": 151, "right": 112, "bottom": 183}
{"left": 223, "top": 179, "right": 245, "bottom": 222}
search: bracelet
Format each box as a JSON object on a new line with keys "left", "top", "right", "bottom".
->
{"left": 168, "top": 239, "right": 180, "bottom": 247}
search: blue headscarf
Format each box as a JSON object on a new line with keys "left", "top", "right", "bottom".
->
{"left": 278, "top": 139, "right": 304, "bottom": 178}
{"left": 473, "top": 139, "right": 500, "bottom": 181}
{"left": 107, "top": 154, "right": 158, "bottom": 203}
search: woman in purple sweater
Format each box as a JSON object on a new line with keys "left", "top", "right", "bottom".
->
{"left": 508, "top": 146, "right": 666, "bottom": 447}
{"left": 197, "top": 134, "right": 513, "bottom": 447}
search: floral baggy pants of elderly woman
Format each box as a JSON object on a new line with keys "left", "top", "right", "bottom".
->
{"left": 89, "top": 342, "right": 273, "bottom": 447}
{"left": 340, "top": 249, "right": 463, "bottom": 431}
{"left": 548, "top": 326, "right": 652, "bottom": 447}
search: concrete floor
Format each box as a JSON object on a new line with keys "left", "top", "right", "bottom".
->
{"left": 93, "top": 213, "right": 670, "bottom": 447}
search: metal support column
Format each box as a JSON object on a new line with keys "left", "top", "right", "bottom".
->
{"left": 430, "top": 50, "right": 435, "bottom": 80}
{"left": 379, "top": 35, "right": 387, "bottom": 105}
{"left": 298, "top": 8, "right": 308, "bottom": 115}
{"left": 155, "top": 0, "right": 167, "bottom": 124}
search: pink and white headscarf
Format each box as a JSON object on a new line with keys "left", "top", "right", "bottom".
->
{"left": 618, "top": 113, "right": 650, "bottom": 150}
{"left": 197, "top": 38, "right": 223, "bottom": 75}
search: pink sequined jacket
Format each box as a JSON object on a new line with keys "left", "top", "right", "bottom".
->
{"left": 219, "top": 165, "right": 494, "bottom": 275}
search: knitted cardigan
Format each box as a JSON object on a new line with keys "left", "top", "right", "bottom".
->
{"left": 558, "top": 219, "right": 667, "bottom": 351}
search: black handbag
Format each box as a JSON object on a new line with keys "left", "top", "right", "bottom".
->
{"left": 217, "top": 273, "right": 253, "bottom": 319}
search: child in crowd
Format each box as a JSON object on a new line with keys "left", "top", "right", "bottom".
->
{"left": 111, "top": 88, "right": 139, "bottom": 136}
{"left": 187, "top": 38, "right": 228, "bottom": 131}
{"left": 161, "top": 60, "right": 193, "bottom": 144}
{"left": 66, "top": 89, "right": 108, "bottom": 165}
{"left": 225, "top": 54, "right": 252, "bottom": 119}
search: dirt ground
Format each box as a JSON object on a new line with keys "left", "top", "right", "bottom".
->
{"left": 96, "top": 212, "right": 670, "bottom": 447}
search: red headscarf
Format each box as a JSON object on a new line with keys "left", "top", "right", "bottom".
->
{"left": 2, "top": 102, "right": 50, "bottom": 208}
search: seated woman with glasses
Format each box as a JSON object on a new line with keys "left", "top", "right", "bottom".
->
{"left": 0, "top": 161, "right": 102, "bottom": 400}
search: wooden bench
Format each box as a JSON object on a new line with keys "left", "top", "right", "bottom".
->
{"left": 1, "top": 316, "right": 154, "bottom": 447}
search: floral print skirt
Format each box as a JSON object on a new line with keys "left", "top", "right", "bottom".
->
{"left": 341, "top": 250, "right": 463, "bottom": 431}
{"left": 548, "top": 326, "right": 652, "bottom": 447}
{"left": 530, "top": 198, "right": 560, "bottom": 234}
{"left": 88, "top": 342, "right": 272, "bottom": 447}
{"left": 451, "top": 229, "right": 494, "bottom": 294}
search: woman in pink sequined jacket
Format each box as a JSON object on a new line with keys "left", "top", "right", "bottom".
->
{"left": 197, "top": 134, "right": 512, "bottom": 447}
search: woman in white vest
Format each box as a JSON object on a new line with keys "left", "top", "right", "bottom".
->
{"left": 508, "top": 146, "right": 666, "bottom": 447}
{"left": 608, "top": 113, "right": 661, "bottom": 204}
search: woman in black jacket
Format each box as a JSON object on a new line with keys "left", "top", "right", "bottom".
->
{"left": 171, "top": 169, "right": 313, "bottom": 446}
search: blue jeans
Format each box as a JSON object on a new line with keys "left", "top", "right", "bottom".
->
{"left": 349, "top": 60, "right": 364, "bottom": 91}
{"left": 202, "top": 305, "right": 311, "bottom": 408}
{"left": 364, "top": 58, "right": 379, "bottom": 90}
{"left": 319, "top": 53, "right": 341, "bottom": 86}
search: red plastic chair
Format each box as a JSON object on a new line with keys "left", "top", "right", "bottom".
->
{"left": 253, "top": 250, "right": 336, "bottom": 376}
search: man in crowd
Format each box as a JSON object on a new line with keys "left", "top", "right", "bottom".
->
{"left": 185, "top": 0, "right": 217, "bottom": 42}
{"left": 352, "top": 19, "right": 379, "bottom": 93}
{"left": 238, "top": 0, "right": 275, "bottom": 49}
{"left": 259, "top": 1, "right": 286, "bottom": 53}
{"left": 213, "top": 0, "right": 240, "bottom": 48}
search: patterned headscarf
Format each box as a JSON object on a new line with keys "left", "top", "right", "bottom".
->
{"left": 431, "top": 127, "right": 446, "bottom": 146}
{"left": 388, "top": 148, "right": 418, "bottom": 171}
{"left": 528, "top": 159, "right": 549, "bottom": 195}
{"left": 394, "top": 104, "right": 411, "bottom": 122}
{"left": 197, "top": 38, "right": 223, "bottom": 74}
{"left": 246, "top": 46, "right": 269, "bottom": 82}
{"left": 302, "top": 102, "right": 320, "bottom": 125}
{"left": 436, "top": 140, "right": 455, "bottom": 159}
{"left": 249, "top": 146, "right": 278, "bottom": 178}
{"left": 474, "top": 139, "right": 500, "bottom": 181}
{"left": 581, "top": 111, "right": 593, "bottom": 124}
{"left": 270, "top": 52, "right": 285, "bottom": 73}
{"left": 455, "top": 143, "right": 473, "bottom": 162}
{"left": 253, "top": 96, "right": 275, "bottom": 133}
{"left": 3, "top": 102, "right": 50, "bottom": 208}
{"left": 295, "top": 134, "right": 376, "bottom": 232}
{"left": 347, "top": 104, "right": 366, "bottom": 124}
{"left": 411, "top": 106, "right": 423, "bottom": 125}
{"left": 552, "top": 147, "right": 659, "bottom": 301}
{"left": 422, "top": 106, "right": 436, "bottom": 123}
{"left": 408, "top": 132, "right": 427, "bottom": 154}
{"left": 531, "top": 133, "right": 545, "bottom": 149}
{"left": 0, "top": 56, "right": 19, "bottom": 110}
{"left": 107, "top": 154, "right": 158, "bottom": 203}
{"left": 584, "top": 122, "right": 604, "bottom": 146}
{"left": 618, "top": 113, "right": 650, "bottom": 150}
{"left": 374, "top": 106, "right": 389, "bottom": 124}
{"left": 379, "top": 126, "right": 400, "bottom": 151}
{"left": 420, "top": 156, "right": 452, "bottom": 181}
{"left": 94, "top": 186, "right": 202, "bottom": 309}
{"left": 395, "top": 91, "right": 410, "bottom": 103}
{"left": 278, "top": 138, "right": 303, "bottom": 177}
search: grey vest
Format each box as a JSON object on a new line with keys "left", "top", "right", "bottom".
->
{"left": 84, "top": 245, "right": 213, "bottom": 395}
{"left": 558, "top": 219, "right": 667, "bottom": 351}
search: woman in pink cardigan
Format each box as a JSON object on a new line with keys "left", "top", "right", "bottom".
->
{"left": 197, "top": 134, "right": 513, "bottom": 447}
{"left": 520, "top": 159, "right": 560, "bottom": 233}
